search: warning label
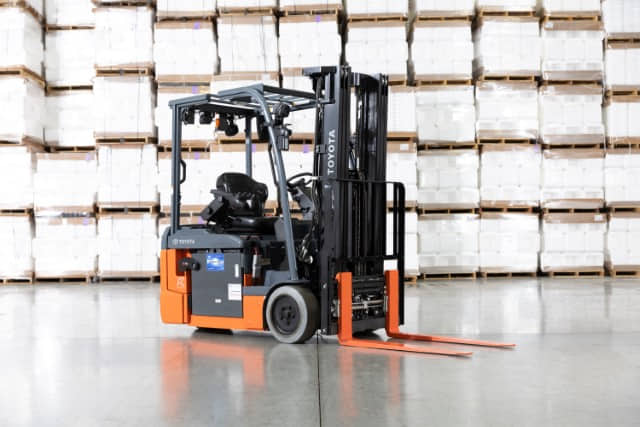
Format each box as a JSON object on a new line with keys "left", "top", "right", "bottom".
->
{"left": 228, "top": 283, "right": 242, "bottom": 301}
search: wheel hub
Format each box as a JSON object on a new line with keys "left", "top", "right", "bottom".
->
{"left": 272, "top": 295, "right": 300, "bottom": 334}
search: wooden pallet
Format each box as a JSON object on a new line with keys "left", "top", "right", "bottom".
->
{"left": 95, "top": 135, "right": 156, "bottom": 145}
{"left": 607, "top": 268, "right": 640, "bottom": 278}
{"left": 476, "top": 74, "right": 538, "bottom": 82}
{"left": 0, "top": 276, "right": 33, "bottom": 285}
{"left": 387, "top": 132, "right": 417, "bottom": 143}
{"left": 421, "top": 272, "right": 477, "bottom": 281}
{"left": 542, "top": 12, "right": 600, "bottom": 22}
{"left": 0, "top": 66, "right": 45, "bottom": 87}
{"left": 0, "top": 208, "right": 32, "bottom": 215}
{"left": 478, "top": 137, "right": 537, "bottom": 145}
{"left": 45, "top": 24, "right": 95, "bottom": 31}
{"left": 386, "top": 203, "right": 417, "bottom": 212}
{"left": 280, "top": 4, "right": 342, "bottom": 16}
{"left": 155, "top": 12, "right": 216, "bottom": 22}
{"left": 156, "top": 74, "right": 213, "bottom": 85}
{"left": 543, "top": 79, "right": 603, "bottom": 86}
{"left": 607, "top": 139, "right": 640, "bottom": 149}
{"left": 95, "top": 65, "right": 154, "bottom": 77}
{"left": 34, "top": 206, "right": 96, "bottom": 215}
{"left": 0, "top": 136, "right": 46, "bottom": 150}
{"left": 415, "top": 77, "right": 473, "bottom": 86}
{"left": 157, "top": 144, "right": 213, "bottom": 153}
{"left": 541, "top": 142, "right": 605, "bottom": 150}
{"left": 97, "top": 203, "right": 159, "bottom": 214}
{"left": 542, "top": 207, "right": 604, "bottom": 214}
{"left": 607, "top": 206, "right": 640, "bottom": 213}
{"left": 479, "top": 205, "right": 538, "bottom": 213}
{"left": 480, "top": 271, "right": 537, "bottom": 279}
{"left": 92, "top": 0, "right": 156, "bottom": 7}
{"left": 418, "top": 207, "right": 478, "bottom": 215}
{"left": 477, "top": 8, "right": 537, "bottom": 18}
{"left": 418, "top": 143, "right": 478, "bottom": 151}
{"left": 388, "top": 75, "right": 409, "bottom": 86}
{"left": 543, "top": 270, "right": 604, "bottom": 278}
{"left": 289, "top": 133, "right": 315, "bottom": 145}
{"left": 606, "top": 34, "right": 640, "bottom": 43}
{"left": 48, "top": 145, "right": 96, "bottom": 153}
{"left": 46, "top": 85, "right": 93, "bottom": 93}
{"left": 218, "top": 6, "right": 277, "bottom": 16}
{"left": 347, "top": 13, "right": 407, "bottom": 23}
{"left": 415, "top": 12, "right": 472, "bottom": 22}
{"left": 98, "top": 274, "right": 160, "bottom": 283}
{"left": 36, "top": 275, "right": 93, "bottom": 284}
{"left": 404, "top": 275, "right": 419, "bottom": 285}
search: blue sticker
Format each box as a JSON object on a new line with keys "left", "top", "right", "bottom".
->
{"left": 206, "top": 253, "right": 224, "bottom": 271}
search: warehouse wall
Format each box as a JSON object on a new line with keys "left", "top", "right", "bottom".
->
{"left": 0, "top": 0, "right": 639, "bottom": 283}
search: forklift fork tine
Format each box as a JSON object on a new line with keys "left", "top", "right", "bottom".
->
{"left": 384, "top": 271, "right": 516, "bottom": 349}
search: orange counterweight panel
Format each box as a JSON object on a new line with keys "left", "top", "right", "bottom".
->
{"left": 160, "top": 249, "right": 191, "bottom": 324}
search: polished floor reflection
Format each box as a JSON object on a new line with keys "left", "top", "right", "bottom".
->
{"left": 0, "top": 278, "right": 639, "bottom": 426}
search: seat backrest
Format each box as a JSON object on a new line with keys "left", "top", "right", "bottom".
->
{"left": 216, "top": 173, "right": 268, "bottom": 216}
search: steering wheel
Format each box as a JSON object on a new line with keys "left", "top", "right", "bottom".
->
{"left": 286, "top": 172, "right": 313, "bottom": 190}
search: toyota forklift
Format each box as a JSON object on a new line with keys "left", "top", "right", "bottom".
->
{"left": 160, "top": 66, "right": 514, "bottom": 356}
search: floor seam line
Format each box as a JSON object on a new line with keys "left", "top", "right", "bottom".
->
{"left": 316, "top": 332, "right": 322, "bottom": 427}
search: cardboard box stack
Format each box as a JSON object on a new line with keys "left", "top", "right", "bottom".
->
{"left": 602, "top": 0, "right": 640, "bottom": 39}
{"left": 417, "top": 150, "right": 479, "bottom": 210}
{"left": 416, "top": 85, "right": 476, "bottom": 147}
{"left": 604, "top": 149, "right": 640, "bottom": 208}
{"left": 94, "top": 6, "right": 153, "bottom": 69}
{"left": 479, "top": 213, "right": 540, "bottom": 274}
{"left": 217, "top": 14, "right": 279, "bottom": 73}
{"left": 45, "top": 0, "right": 93, "bottom": 27}
{"left": 607, "top": 213, "right": 640, "bottom": 275}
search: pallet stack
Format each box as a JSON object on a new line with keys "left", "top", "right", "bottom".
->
{"left": 602, "top": 0, "right": 640, "bottom": 277}
{"left": 0, "top": 0, "right": 45, "bottom": 284}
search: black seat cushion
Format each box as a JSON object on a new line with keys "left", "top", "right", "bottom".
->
{"left": 214, "top": 172, "right": 268, "bottom": 217}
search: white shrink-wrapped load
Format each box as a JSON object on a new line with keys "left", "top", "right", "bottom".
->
{"left": 46, "top": 0, "right": 93, "bottom": 27}
{"left": 154, "top": 21, "right": 217, "bottom": 82}
{"left": 474, "top": 17, "right": 540, "bottom": 78}
{"left": 93, "top": 76, "right": 156, "bottom": 138}
{"left": 479, "top": 213, "right": 540, "bottom": 273}
{"left": 280, "top": 0, "right": 342, "bottom": 11}
{"left": 387, "top": 142, "right": 417, "bottom": 205}
{"left": 385, "top": 212, "right": 419, "bottom": 276}
{"left": 418, "top": 214, "right": 479, "bottom": 274}
{"left": 602, "top": 0, "right": 640, "bottom": 38}
{"left": 94, "top": 7, "right": 153, "bottom": 68}
{"left": 540, "top": 213, "right": 606, "bottom": 272}
{"left": 415, "top": 0, "right": 474, "bottom": 17}
{"left": 218, "top": 0, "right": 277, "bottom": 10}
{"left": 0, "top": 77, "right": 45, "bottom": 142}
{"left": 480, "top": 145, "right": 541, "bottom": 208}
{"left": 97, "top": 145, "right": 158, "bottom": 206}
{"left": 157, "top": 0, "right": 216, "bottom": 18}
{"left": 156, "top": 86, "right": 214, "bottom": 146}
{"left": 33, "top": 153, "right": 97, "bottom": 213}
{"left": 0, "top": 7, "right": 43, "bottom": 75}
{"left": 542, "top": 0, "right": 601, "bottom": 15}
{"left": 218, "top": 15, "right": 279, "bottom": 73}
{"left": 346, "top": 21, "right": 408, "bottom": 79}
{"left": 539, "top": 84, "right": 604, "bottom": 146}
{"left": 0, "top": 147, "right": 35, "bottom": 210}
{"left": 347, "top": 0, "right": 409, "bottom": 16}
{"left": 279, "top": 14, "right": 341, "bottom": 70}
{"left": 476, "top": 0, "right": 537, "bottom": 12}
{"left": 283, "top": 72, "right": 316, "bottom": 135}
{"left": 45, "top": 29, "right": 94, "bottom": 87}
{"left": 413, "top": 22, "right": 473, "bottom": 82}
{"left": 208, "top": 144, "right": 264, "bottom": 198}
{"left": 607, "top": 213, "right": 640, "bottom": 271}
{"left": 388, "top": 86, "right": 416, "bottom": 134}
{"left": 158, "top": 152, "right": 216, "bottom": 212}
{"left": 416, "top": 85, "right": 475, "bottom": 146}
{"left": 604, "top": 149, "right": 640, "bottom": 207}
{"left": 45, "top": 90, "right": 94, "bottom": 147}
{"left": 98, "top": 214, "right": 159, "bottom": 276}
{"left": 541, "top": 149, "right": 605, "bottom": 209}
{"left": 605, "top": 43, "right": 640, "bottom": 91}
{"left": 417, "top": 149, "right": 479, "bottom": 210}
{"left": 541, "top": 21, "right": 605, "bottom": 81}
{"left": 476, "top": 81, "right": 539, "bottom": 140}
{"left": 605, "top": 98, "right": 640, "bottom": 144}
{"left": 0, "top": 215, "right": 33, "bottom": 280}
{"left": 32, "top": 216, "right": 97, "bottom": 277}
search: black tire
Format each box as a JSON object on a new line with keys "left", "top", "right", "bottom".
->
{"left": 265, "top": 285, "right": 319, "bottom": 344}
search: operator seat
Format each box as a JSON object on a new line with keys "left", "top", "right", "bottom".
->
{"left": 200, "top": 172, "right": 277, "bottom": 233}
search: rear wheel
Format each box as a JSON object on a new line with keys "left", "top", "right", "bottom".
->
{"left": 266, "top": 286, "right": 318, "bottom": 344}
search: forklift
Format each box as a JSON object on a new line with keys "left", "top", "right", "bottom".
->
{"left": 160, "top": 66, "right": 514, "bottom": 356}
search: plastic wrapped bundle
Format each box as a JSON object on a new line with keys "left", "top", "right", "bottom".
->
{"left": 473, "top": 17, "right": 540, "bottom": 78}
{"left": 346, "top": 22, "right": 408, "bottom": 79}
{"left": 604, "top": 149, "right": 640, "bottom": 207}
{"left": 385, "top": 212, "right": 419, "bottom": 276}
{"left": 0, "top": 215, "right": 33, "bottom": 280}
{"left": 154, "top": 21, "right": 217, "bottom": 82}
{"left": 97, "top": 145, "right": 158, "bottom": 206}
{"left": 479, "top": 213, "right": 540, "bottom": 273}
{"left": 218, "top": 0, "right": 276, "bottom": 10}
{"left": 417, "top": 150, "right": 479, "bottom": 210}
{"left": 541, "top": 149, "right": 605, "bottom": 209}
{"left": 605, "top": 43, "right": 640, "bottom": 90}
{"left": 279, "top": 14, "right": 341, "bottom": 70}
{"left": 541, "top": 21, "right": 605, "bottom": 81}
{"left": 157, "top": 0, "right": 216, "bottom": 18}
{"left": 387, "top": 142, "right": 417, "bottom": 205}
{"left": 605, "top": 98, "right": 640, "bottom": 145}
{"left": 0, "top": 147, "right": 35, "bottom": 210}
{"left": 602, "top": 0, "right": 640, "bottom": 38}
{"left": 542, "top": 0, "right": 601, "bottom": 15}
{"left": 45, "top": 90, "right": 95, "bottom": 147}
{"left": 416, "top": 85, "right": 475, "bottom": 146}
{"left": 33, "top": 153, "right": 97, "bottom": 213}
{"left": 412, "top": 22, "right": 473, "bottom": 81}
{"left": 388, "top": 86, "right": 416, "bottom": 134}
{"left": 0, "top": 77, "right": 45, "bottom": 142}
{"left": 45, "top": 29, "right": 94, "bottom": 87}
{"left": 607, "top": 213, "right": 640, "bottom": 271}
{"left": 476, "top": 0, "right": 537, "bottom": 12}
{"left": 480, "top": 145, "right": 541, "bottom": 208}
{"left": 475, "top": 81, "right": 539, "bottom": 140}
{"left": 283, "top": 72, "right": 316, "bottom": 135}
{"left": 32, "top": 216, "right": 97, "bottom": 278}
{"left": 156, "top": 86, "right": 214, "bottom": 146}
{"left": 540, "top": 213, "right": 606, "bottom": 272}
{"left": 94, "top": 7, "right": 153, "bottom": 68}
{"left": 0, "top": 8, "right": 43, "bottom": 76}
{"left": 346, "top": 0, "right": 409, "bottom": 16}
{"left": 98, "top": 214, "right": 159, "bottom": 276}
{"left": 93, "top": 76, "right": 156, "bottom": 138}
{"left": 418, "top": 214, "right": 479, "bottom": 274}
{"left": 217, "top": 15, "right": 279, "bottom": 73}
{"left": 45, "top": 0, "right": 93, "bottom": 27}
{"left": 158, "top": 152, "right": 216, "bottom": 212}
{"left": 414, "top": 0, "right": 474, "bottom": 17}
{"left": 539, "top": 85, "right": 604, "bottom": 146}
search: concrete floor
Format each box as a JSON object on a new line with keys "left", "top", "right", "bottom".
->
{"left": 0, "top": 279, "right": 639, "bottom": 427}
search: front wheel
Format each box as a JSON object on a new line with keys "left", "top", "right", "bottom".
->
{"left": 266, "top": 286, "right": 318, "bottom": 344}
